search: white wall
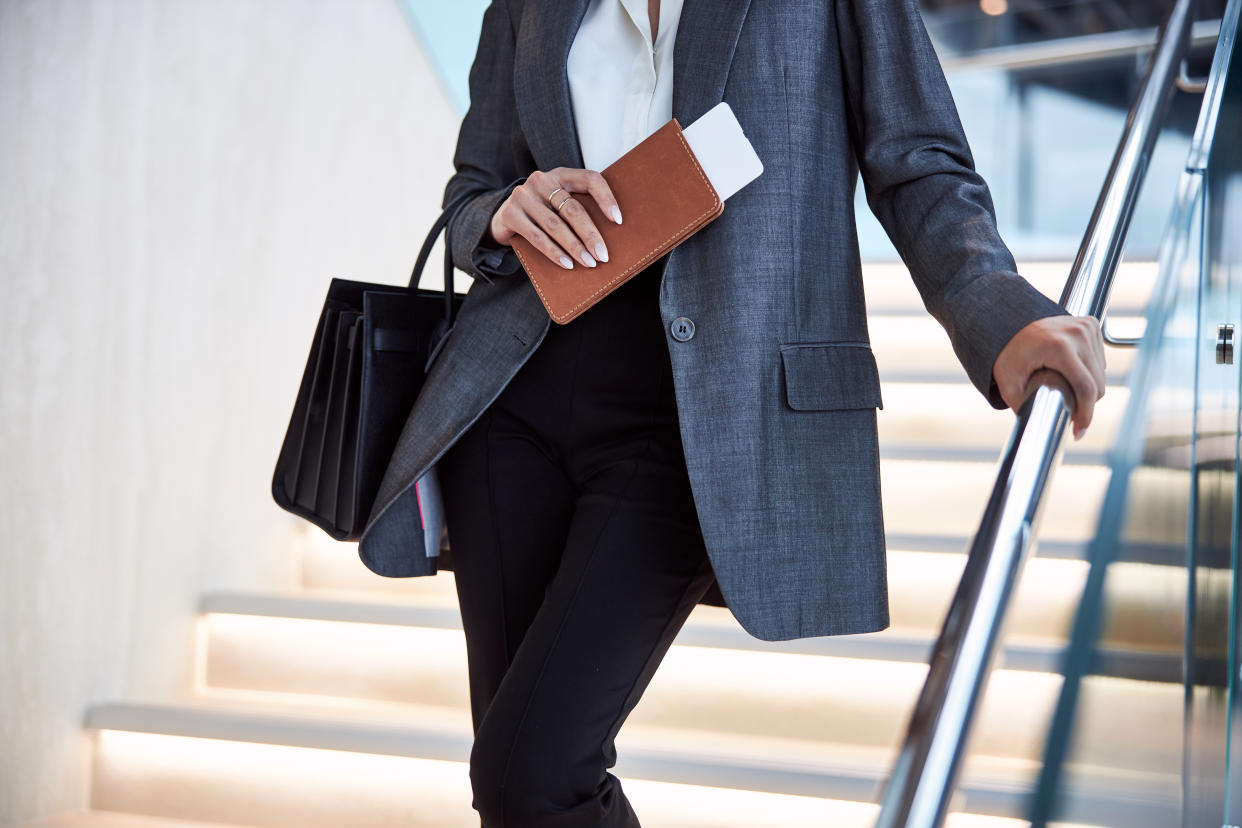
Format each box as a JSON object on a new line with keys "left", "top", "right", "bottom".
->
{"left": 0, "top": 1, "right": 459, "bottom": 823}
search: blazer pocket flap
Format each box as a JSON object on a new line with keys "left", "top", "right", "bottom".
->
{"left": 780, "top": 343, "right": 884, "bottom": 411}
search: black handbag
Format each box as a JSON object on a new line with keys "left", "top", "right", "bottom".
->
{"left": 271, "top": 198, "right": 469, "bottom": 541}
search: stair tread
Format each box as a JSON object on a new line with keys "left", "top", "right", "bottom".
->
{"left": 85, "top": 693, "right": 1177, "bottom": 813}
{"left": 84, "top": 705, "right": 1122, "bottom": 827}
{"left": 882, "top": 459, "right": 1109, "bottom": 541}
{"left": 878, "top": 444, "right": 1108, "bottom": 465}
{"left": 32, "top": 812, "right": 250, "bottom": 828}
{"left": 304, "top": 532, "right": 1189, "bottom": 600}
{"left": 872, "top": 317, "right": 1135, "bottom": 385}
{"left": 199, "top": 588, "right": 1182, "bottom": 681}
{"left": 876, "top": 383, "right": 1128, "bottom": 456}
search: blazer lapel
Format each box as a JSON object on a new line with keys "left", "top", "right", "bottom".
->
{"left": 672, "top": 0, "right": 754, "bottom": 126}
{"left": 514, "top": 0, "right": 590, "bottom": 172}
{"left": 515, "top": 0, "right": 753, "bottom": 174}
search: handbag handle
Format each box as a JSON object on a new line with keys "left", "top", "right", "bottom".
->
{"left": 407, "top": 191, "right": 477, "bottom": 327}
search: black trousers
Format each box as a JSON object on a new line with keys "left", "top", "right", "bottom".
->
{"left": 439, "top": 258, "right": 718, "bottom": 828}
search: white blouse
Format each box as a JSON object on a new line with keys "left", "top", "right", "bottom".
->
{"left": 566, "top": 0, "right": 685, "bottom": 172}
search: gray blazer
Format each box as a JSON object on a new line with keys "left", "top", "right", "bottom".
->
{"left": 359, "top": 0, "right": 1069, "bottom": 640}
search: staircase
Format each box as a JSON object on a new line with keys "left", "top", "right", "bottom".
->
{"left": 44, "top": 260, "right": 1180, "bottom": 828}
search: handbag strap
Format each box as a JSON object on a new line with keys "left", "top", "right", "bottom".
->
{"left": 407, "top": 192, "right": 477, "bottom": 326}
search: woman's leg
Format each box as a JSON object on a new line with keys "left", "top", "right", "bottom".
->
{"left": 443, "top": 259, "right": 714, "bottom": 826}
{"left": 440, "top": 402, "right": 578, "bottom": 735}
{"left": 465, "top": 413, "right": 716, "bottom": 828}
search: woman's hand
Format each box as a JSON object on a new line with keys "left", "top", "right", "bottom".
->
{"left": 992, "top": 315, "right": 1107, "bottom": 441}
{"left": 487, "top": 168, "right": 623, "bottom": 270}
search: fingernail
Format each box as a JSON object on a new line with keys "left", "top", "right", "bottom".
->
{"left": 1074, "top": 427, "right": 1085, "bottom": 441}
{"left": 581, "top": 251, "right": 596, "bottom": 267}
{"left": 594, "top": 242, "right": 609, "bottom": 262}
{"left": 611, "top": 207, "right": 623, "bottom": 224}
{"left": 559, "top": 256, "right": 574, "bottom": 269}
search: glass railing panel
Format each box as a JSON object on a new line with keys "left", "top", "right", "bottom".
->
{"left": 934, "top": 423, "right": 1193, "bottom": 822}
{"left": 1208, "top": 10, "right": 1242, "bottom": 821}
{"left": 1185, "top": 106, "right": 1239, "bottom": 821}
{"left": 1025, "top": 167, "right": 1206, "bottom": 828}
{"left": 1029, "top": 3, "right": 1241, "bottom": 824}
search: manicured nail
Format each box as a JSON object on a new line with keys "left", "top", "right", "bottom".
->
{"left": 581, "top": 251, "right": 596, "bottom": 267}
{"left": 611, "top": 206, "right": 623, "bottom": 224}
{"left": 594, "top": 242, "right": 609, "bottom": 263}
{"left": 559, "top": 255, "right": 574, "bottom": 269}
{"left": 1074, "top": 426, "right": 1085, "bottom": 441}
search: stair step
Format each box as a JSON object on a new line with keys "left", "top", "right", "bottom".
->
{"left": 876, "top": 383, "right": 1128, "bottom": 457}
{"left": 300, "top": 530, "right": 1198, "bottom": 605}
{"left": 314, "top": 457, "right": 1116, "bottom": 557}
{"left": 883, "top": 552, "right": 1185, "bottom": 656}
{"left": 295, "top": 531, "right": 1187, "bottom": 615}
{"left": 881, "top": 459, "right": 1108, "bottom": 541}
{"left": 214, "top": 543, "right": 1189, "bottom": 671}
{"left": 293, "top": 530, "right": 1127, "bottom": 603}
{"left": 861, "top": 260, "right": 1157, "bottom": 317}
{"left": 879, "top": 444, "right": 1108, "bottom": 465}
{"left": 85, "top": 697, "right": 1164, "bottom": 826}
{"left": 31, "top": 813, "right": 249, "bottom": 828}
{"left": 871, "top": 316, "right": 1134, "bottom": 385}
{"left": 197, "top": 593, "right": 1182, "bottom": 771}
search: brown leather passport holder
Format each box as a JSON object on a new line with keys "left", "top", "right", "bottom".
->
{"left": 511, "top": 118, "right": 723, "bottom": 324}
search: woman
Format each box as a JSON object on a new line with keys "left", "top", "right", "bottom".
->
{"left": 359, "top": 0, "right": 1107, "bottom": 824}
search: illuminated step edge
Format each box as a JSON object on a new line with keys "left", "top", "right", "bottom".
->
{"left": 198, "top": 618, "right": 1180, "bottom": 771}
{"left": 870, "top": 317, "right": 1135, "bottom": 382}
{"left": 81, "top": 727, "right": 1045, "bottom": 828}
{"left": 32, "top": 813, "right": 250, "bottom": 828}
{"left": 883, "top": 532, "right": 1185, "bottom": 567}
{"left": 879, "top": 369, "right": 1131, "bottom": 386}
{"left": 82, "top": 730, "right": 1023, "bottom": 828}
{"left": 297, "top": 537, "right": 1191, "bottom": 637}
{"left": 876, "top": 384, "right": 1129, "bottom": 457}
{"left": 197, "top": 591, "right": 1183, "bottom": 683}
{"left": 881, "top": 460, "right": 1106, "bottom": 543}
{"left": 298, "top": 532, "right": 1100, "bottom": 574}
{"left": 892, "top": 533, "right": 1092, "bottom": 557}
{"left": 294, "top": 531, "right": 1102, "bottom": 609}
{"left": 85, "top": 729, "right": 1117, "bottom": 828}
{"left": 83, "top": 698, "right": 1175, "bottom": 826}
{"left": 878, "top": 444, "right": 1108, "bottom": 466}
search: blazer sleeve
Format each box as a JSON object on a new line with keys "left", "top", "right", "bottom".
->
{"left": 441, "top": 0, "right": 533, "bottom": 284}
{"left": 834, "top": 0, "right": 1071, "bottom": 409}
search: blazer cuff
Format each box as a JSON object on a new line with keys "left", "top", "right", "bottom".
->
{"left": 447, "top": 178, "right": 526, "bottom": 284}
{"left": 474, "top": 233, "right": 523, "bottom": 281}
{"left": 942, "top": 271, "right": 1071, "bottom": 410}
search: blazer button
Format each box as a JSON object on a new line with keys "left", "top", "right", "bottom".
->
{"left": 670, "top": 316, "right": 696, "bottom": 342}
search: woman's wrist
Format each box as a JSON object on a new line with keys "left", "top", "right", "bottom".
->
{"left": 471, "top": 200, "right": 522, "bottom": 279}
{"left": 484, "top": 213, "right": 506, "bottom": 248}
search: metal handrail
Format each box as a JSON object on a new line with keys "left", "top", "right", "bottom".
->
{"left": 873, "top": 1, "right": 1201, "bottom": 826}
{"left": 937, "top": 17, "right": 1218, "bottom": 72}
{"left": 1185, "top": 0, "right": 1238, "bottom": 173}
